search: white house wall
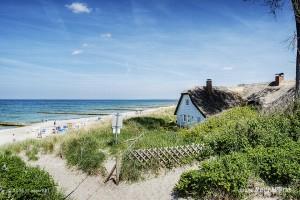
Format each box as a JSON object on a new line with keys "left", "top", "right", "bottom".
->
{"left": 176, "top": 94, "right": 205, "bottom": 127}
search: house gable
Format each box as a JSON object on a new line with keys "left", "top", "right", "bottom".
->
{"left": 174, "top": 93, "right": 206, "bottom": 117}
{"left": 174, "top": 94, "right": 206, "bottom": 126}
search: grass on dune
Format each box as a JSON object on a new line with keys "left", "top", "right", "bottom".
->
{"left": 2, "top": 102, "right": 300, "bottom": 199}
{"left": 0, "top": 107, "right": 185, "bottom": 174}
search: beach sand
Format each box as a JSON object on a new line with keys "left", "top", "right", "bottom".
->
{"left": 26, "top": 153, "right": 196, "bottom": 200}
{"left": 0, "top": 106, "right": 174, "bottom": 147}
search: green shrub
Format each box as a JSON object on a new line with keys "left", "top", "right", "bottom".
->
{"left": 175, "top": 153, "right": 252, "bottom": 199}
{"left": 62, "top": 136, "right": 106, "bottom": 175}
{"left": 187, "top": 107, "right": 258, "bottom": 136}
{"left": 183, "top": 106, "right": 296, "bottom": 156}
{"left": 175, "top": 141, "right": 300, "bottom": 199}
{"left": 248, "top": 143, "right": 300, "bottom": 186}
{"left": 125, "top": 116, "right": 177, "bottom": 131}
{"left": 206, "top": 121, "right": 251, "bottom": 155}
{"left": 0, "top": 154, "right": 63, "bottom": 199}
{"left": 287, "top": 101, "right": 300, "bottom": 141}
{"left": 245, "top": 115, "right": 292, "bottom": 148}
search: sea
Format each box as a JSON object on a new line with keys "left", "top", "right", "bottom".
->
{"left": 0, "top": 99, "right": 176, "bottom": 130}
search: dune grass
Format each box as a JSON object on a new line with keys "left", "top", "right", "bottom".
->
{"left": 0, "top": 107, "right": 184, "bottom": 173}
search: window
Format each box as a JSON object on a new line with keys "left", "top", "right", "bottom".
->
{"left": 185, "top": 99, "right": 189, "bottom": 105}
{"left": 183, "top": 115, "right": 187, "bottom": 122}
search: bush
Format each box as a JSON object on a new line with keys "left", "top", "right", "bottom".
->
{"left": 187, "top": 107, "right": 258, "bottom": 136}
{"left": 287, "top": 101, "right": 300, "bottom": 141}
{"left": 175, "top": 141, "right": 300, "bottom": 199}
{"left": 0, "top": 154, "right": 63, "bottom": 199}
{"left": 174, "top": 104, "right": 300, "bottom": 199}
{"left": 245, "top": 115, "right": 292, "bottom": 148}
{"left": 175, "top": 153, "right": 252, "bottom": 199}
{"left": 207, "top": 122, "right": 251, "bottom": 155}
{"left": 125, "top": 116, "right": 177, "bottom": 130}
{"left": 184, "top": 107, "right": 295, "bottom": 156}
{"left": 62, "top": 136, "right": 106, "bottom": 175}
{"left": 248, "top": 143, "right": 300, "bottom": 186}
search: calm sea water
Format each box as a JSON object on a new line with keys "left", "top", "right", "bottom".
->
{"left": 0, "top": 100, "right": 176, "bottom": 127}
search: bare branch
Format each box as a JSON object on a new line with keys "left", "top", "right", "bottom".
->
{"left": 283, "top": 31, "right": 297, "bottom": 50}
{"left": 244, "top": 0, "right": 284, "bottom": 16}
{"left": 263, "top": 0, "right": 284, "bottom": 15}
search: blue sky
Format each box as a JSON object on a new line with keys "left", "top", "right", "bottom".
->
{"left": 0, "top": 0, "right": 296, "bottom": 99}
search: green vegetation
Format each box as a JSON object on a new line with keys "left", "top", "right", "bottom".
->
{"left": 282, "top": 181, "right": 300, "bottom": 200}
{"left": 62, "top": 136, "right": 106, "bottom": 175}
{"left": 175, "top": 103, "right": 300, "bottom": 199}
{"left": 1, "top": 136, "right": 59, "bottom": 161}
{"left": 175, "top": 153, "right": 252, "bottom": 199}
{"left": 175, "top": 142, "right": 300, "bottom": 199}
{"left": 1, "top": 107, "right": 182, "bottom": 176}
{"left": 0, "top": 153, "right": 63, "bottom": 200}
{"left": 248, "top": 143, "right": 300, "bottom": 186}
{"left": 25, "top": 145, "right": 39, "bottom": 161}
{"left": 2, "top": 103, "right": 299, "bottom": 199}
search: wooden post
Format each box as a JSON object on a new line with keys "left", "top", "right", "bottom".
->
{"left": 103, "top": 155, "right": 121, "bottom": 185}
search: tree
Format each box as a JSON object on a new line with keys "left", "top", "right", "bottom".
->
{"left": 247, "top": 0, "right": 300, "bottom": 98}
{"left": 292, "top": 0, "right": 300, "bottom": 98}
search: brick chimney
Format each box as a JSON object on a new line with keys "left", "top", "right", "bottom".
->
{"left": 206, "top": 79, "right": 212, "bottom": 94}
{"left": 275, "top": 73, "right": 284, "bottom": 86}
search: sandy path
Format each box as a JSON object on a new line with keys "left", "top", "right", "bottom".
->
{"left": 28, "top": 154, "right": 195, "bottom": 200}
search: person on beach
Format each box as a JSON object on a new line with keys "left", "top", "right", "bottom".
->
{"left": 12, "top": 133, "right": 16, "bottom": 142}
{"left": 54, "top": 120, "right": 56, "bottom": 126}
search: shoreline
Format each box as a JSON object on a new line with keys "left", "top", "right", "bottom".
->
{"left": 0, "top": 105, "right": 175, "bottom": 147}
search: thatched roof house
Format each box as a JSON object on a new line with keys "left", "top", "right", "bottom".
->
{"left": 174, "top": 79, "right": 244, "bottom": 127}
{"left": 175, "top": 73, "right": 296, "bottom": 127}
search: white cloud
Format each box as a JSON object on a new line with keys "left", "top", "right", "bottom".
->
{"left": 82, "top": 43, "right": 88, "bottom": 47}
{"left": 100, "top": 33, "right": 112, "bottom": 39}
{"left": 72, "top": 49, "right": 83, "bottom": 55}
{"left": 223, "top": 67, "right": 233, "bottom": 71}
{"left": 66, "top": 2, "right": 91, "bottom": 14}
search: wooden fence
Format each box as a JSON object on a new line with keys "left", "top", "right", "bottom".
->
{"left": 126, "top": 143, "right": 205, "bottom": 167}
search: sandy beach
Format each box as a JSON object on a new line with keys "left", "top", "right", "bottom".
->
{"left": 0, "top": 106, "right": 175, "bottom": 147}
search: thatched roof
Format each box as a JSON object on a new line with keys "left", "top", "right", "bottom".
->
{"left": 175, "top": 86, "right": 245, "bottom": 117}
{"left": 230, "top": 80, "right": 295, "bottom": 113}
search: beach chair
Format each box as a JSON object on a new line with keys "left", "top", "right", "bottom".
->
{"left": 57, "top": 126, "right": 65, "bottom": 133}
{"left": 41, "top": 128, "right": 46, "bottom": 134}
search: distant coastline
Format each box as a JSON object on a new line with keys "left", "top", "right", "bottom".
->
{"left": 0, "top": 105, "right": 175, "bottom": 146}
{"left": 0, "top": 99, "right": 176, "bottom": 130}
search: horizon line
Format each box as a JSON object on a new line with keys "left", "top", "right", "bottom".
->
{"left": 0, "top": 98, "right": 177, "bottom": 101}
